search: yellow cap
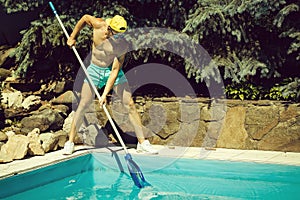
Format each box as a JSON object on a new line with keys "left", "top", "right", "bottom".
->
{"left": 105, "top": 15, "right": 127, "bottom": 33}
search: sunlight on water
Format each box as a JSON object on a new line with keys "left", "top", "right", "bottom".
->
{"left": 1, "top": 153, "right": 300, "bottom": 200}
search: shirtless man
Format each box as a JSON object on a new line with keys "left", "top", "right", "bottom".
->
{"left": 63, "top": 15, "right": 158, "bottom": 155}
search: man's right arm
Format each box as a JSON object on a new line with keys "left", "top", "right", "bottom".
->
{"left": 67, "top": 14, "right": 102, "bottom": 47}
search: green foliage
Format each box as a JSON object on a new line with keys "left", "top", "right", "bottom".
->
{"left": 0, "top": 0, "right": 42, "bottom": 13}
{"left": 183, "top": 0, "right": 300, "bottom": 101}
{"left": 266, "top": 78, "right": 300, "bottom": 101}
{"left": 225, "top": 83, "right": 261, "bottom": 101}
{"left": 280, "top": 28, "right": 300, "bottom": 60}
{"left": 10, "top": 16, "right": 66, "bottom": 76}
{"left": 275, "top": 3, "right": 300, "bottom": 60}
{"left": 1, "top": 0, "right": 299, "bottom": 101}
{"left": 215, "top": 52, "right": 269, "bottom": 83}
{"left": 183, "top": 0, "right": 290, "bottom": 80}
{"left": 267, "top": 87, "right": 285, "bottom": 100}
{"left": 225, "top": 77, "right": 300, "bottom": 102}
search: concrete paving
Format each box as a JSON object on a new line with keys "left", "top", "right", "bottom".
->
{"left": 1, "top": 145, "right": 300, "bottom": 179}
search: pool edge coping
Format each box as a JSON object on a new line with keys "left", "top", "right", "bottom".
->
{"left": 1, "top": 145, "right": 300, "bottom": 179}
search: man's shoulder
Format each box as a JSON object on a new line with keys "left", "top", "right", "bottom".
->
{"left": 91, "top": 17, "right": 106, "bottom": 29}
{"left": 96, "top": 18, "right": 105, "bottom": 22}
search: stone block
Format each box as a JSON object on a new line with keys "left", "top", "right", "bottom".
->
{"left": 0, "top": 135, "right": 29, "bottom": 163}
{"left": 217, "top": 106, "right": 248, "bottom": 149}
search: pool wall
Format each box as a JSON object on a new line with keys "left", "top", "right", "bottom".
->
{"left": 0, "top": 154, "right": 93, "bottom": 198}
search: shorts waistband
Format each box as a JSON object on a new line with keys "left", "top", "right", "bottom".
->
{"left": 90, "top": 63, "right": 112, "bottom": 70}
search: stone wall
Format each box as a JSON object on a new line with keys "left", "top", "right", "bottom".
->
{"left": 99, "top": 97, "right": 300, "bottom": 152}
{"left": 1, "top": 90, "right": 299, "bottom": 163}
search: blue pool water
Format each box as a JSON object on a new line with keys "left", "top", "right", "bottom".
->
{"left": 1, "top": 152, "right": 300, "bottom": 199}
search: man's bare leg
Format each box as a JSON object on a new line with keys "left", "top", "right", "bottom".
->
{"left": 114, "top": 83, "right": 145, "bottom": 143}
{"left": 114, "top": 83, "right": 158, "bottom": 154}
{"left": 63, "top": 83, "right": 94, "bottom": 155}
{"left": 69, "top": 83, "right": 94, "bottom": 142}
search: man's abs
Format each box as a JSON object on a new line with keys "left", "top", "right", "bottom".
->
{"left": 89, "top": 22, "right": 116, "bottom": 67}
{"left": 91, "top": 43, "right": 115, "bottom": 67}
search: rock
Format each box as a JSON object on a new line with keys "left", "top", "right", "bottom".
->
{"left": 52, "top": 104, "right": 69, "bottom": 116}
{"left": 21, "top": 95, "right": 41, "bottom": 110}
{"left": 53, "top": 130, "right": 68, "bottom": 150}
{"left": 245, "top": 105, "right": 279, "bottom": 140}
{"left": 200, "top": 106, "right": 211, "bottom": 121}
{"left": 5, "top": 130, "right": 15, "bottom": 137}
{"left": 79, "top": 124, "right": 109, "bottom": 147}
{"left": 51, "top": 90, "right": 77, "bottom": 104}
{"left": 0, "top": 68, "right": 11, "bottom": 81}
{"left": 280, "top": 139, "right": 300, "bottom": 152}
{"left": 4, "top": 107, "right": 31, "bottom": 119}
{"left": 0, "top": 46, "right": 15, "bottom": 66}
{"left": 39, "top": 132, "right": 58, "bottom": 153}
{"left": 0, "top": 108, "right": 4, "bottom": 129}
{"left": 166, "top": 121, "right": 200, "bottom": 146}
{"left": 0, "top": 134, "right": 29, "bottom": 163}
{"left": 257, "top": 115, "right": 300, "bottom": 151}
{"left": 203, "top": 121, "right": 223, "bottom": 147}
{"left": 0, "top": 142, "right": 4, "bottom": 149}
{"left": 179, "top": 102, "right": 200, "bottom": 123}
{"left": 37, "top": 103, "right": 52, "bottom": 111}
{"left": 279, "top": 104, "right": 299, "bottom": 122}
{"left": 142, "top": 102, "right": 180, "bottom": 139}
{"left": 217, "top": 106, "right": 248, "bottom": 149}
{"left": 200, "top": 102, "right": 226, "bottom": 122}
{"left": 21, "top": 117, "right": 50, "bottom": 133}
{"left": 0, "top": 152, "right": 13, "bottom": 163}
{"left": 63, "top": 111, "right": 74, "bottom": 133}
{"left": 63, "top": 111, "right": 86, "bottom": 134}
{"left": 53, "top": 81, "right": 66, "bottom": 94}
{"left": 74, "top": 133, "right": 84, "bottom": 144}
{"left": 20, "top": 108, "right": 64, "bottom": 133}
{"left": 61, "top": 112, "right": 84, "bottom": 144}
{"left": 28, "top": 139, "right": 45, "bottom": 155}
{"left": 28, "top": 128, "right": 40, "bottom": 135}
{"left": 27, "top": 128, "right": 45, "bottom": 156}
{"left": 62, "top": 110, "right": 108, "bottom": 146}
{"left": 191, "top": 121, "right": 207, "bottom": 146}
{"left": 1, "top": 90, "right": 23, "bottom": 109}
{"left": 0, "top": 131, "right": 7, "bottom": 141}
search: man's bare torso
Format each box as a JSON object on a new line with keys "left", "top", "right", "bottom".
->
{"left": 91, "top": 19, "right": 116, "bottom": 67}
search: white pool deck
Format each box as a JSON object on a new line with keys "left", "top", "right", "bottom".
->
{"left": 1, "top": 145, "right": 300, "bottom": 179}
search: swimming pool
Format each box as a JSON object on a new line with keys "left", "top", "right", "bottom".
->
{"left": 1, "top": 152, "right": 300, "bottom": 199}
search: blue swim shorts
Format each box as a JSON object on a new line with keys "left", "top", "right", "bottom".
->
{"left": 84, "top": 63, "right": 128, "bottom": 89}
